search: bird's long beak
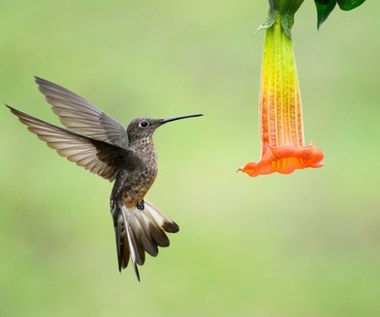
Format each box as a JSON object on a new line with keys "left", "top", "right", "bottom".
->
{"left": 160, "top": 113, "right": 203, "bottom": 125}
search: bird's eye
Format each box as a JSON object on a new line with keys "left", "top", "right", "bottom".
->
{"left": 139, "top": 121, "right": 150, "bottom": 128}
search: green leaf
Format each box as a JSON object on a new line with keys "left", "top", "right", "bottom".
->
{"left": 337, "top": 0, "right": 366, "bottom": 11}
{"left": 314, "top": 0, "right": 366, "bottom": 28}
{"left": 314, "top": 0, "right": 337, "bottom": 29}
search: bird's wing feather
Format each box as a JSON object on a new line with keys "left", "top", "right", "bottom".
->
{"left": 35, "top": 76, "right": 129, "bottom": 149}
{"left": 7, "top": 105, "right": 128, "bottom": 181}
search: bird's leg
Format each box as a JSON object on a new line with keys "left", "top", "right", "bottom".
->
{"left": 136, "top": 200, "right": 145, "bottom": 210}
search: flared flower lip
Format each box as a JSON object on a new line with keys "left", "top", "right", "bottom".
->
{"left": 238, "top": 143, "right": 324, "bottom": 177}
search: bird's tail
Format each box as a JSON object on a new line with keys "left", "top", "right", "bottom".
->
{"left": 113, "top": 200, "right": 179, "bottom": 281}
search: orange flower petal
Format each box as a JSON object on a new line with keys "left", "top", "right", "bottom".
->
{"left": 239, "top": 143, "right": 324, "bottom": 177}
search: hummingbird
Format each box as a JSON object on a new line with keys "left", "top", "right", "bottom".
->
{"left": 6, "top": 77, "right": 202, "bottom": 281}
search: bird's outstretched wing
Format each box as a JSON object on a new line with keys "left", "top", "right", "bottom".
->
{"left": 35, "top": 76, "right": 129, "bottom": 149}
{"left": 7, "top": 105, "right": 129, "bottom": 181}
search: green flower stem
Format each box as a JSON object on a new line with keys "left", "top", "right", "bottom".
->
{"left": 259, "top": 0, "right": 305, "bottom": 37}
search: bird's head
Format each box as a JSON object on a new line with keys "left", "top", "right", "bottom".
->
{"left": 126, "top": 114, "right": 203, "bottom": 143}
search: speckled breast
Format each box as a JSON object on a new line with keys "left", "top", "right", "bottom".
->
{"left": 122, "top": 139, "right": 158, "bottom": 209}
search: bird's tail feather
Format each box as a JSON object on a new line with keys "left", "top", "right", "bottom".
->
{"left": 114, "top": 200, "right": 179, "bottom": 281}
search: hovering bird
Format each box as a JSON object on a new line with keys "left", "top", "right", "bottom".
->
{"left": 6, "top": 77, "right": 202, "bottom": 281}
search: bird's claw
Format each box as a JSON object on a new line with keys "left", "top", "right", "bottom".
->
{"left": 136, "top": 200, "right": 145, "bottom": 210}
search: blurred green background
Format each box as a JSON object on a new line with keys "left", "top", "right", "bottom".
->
{"left": 1, "top": 1, "right": 379, "bottom": 316}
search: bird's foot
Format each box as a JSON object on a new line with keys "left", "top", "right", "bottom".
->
{"left": 136, "top": 200, "right": 145, "bottom": 210}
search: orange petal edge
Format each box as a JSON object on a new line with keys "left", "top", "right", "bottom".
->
{"left": 238, "top": 143, "right": 324, "bottom": 177}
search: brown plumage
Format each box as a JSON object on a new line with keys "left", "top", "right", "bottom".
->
{"left": 6, "top": 77, "right": 202, "bottom": 281}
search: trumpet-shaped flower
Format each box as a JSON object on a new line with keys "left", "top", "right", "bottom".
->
{"left": 239, "top": 18, "right": 324, "bottom": 177}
